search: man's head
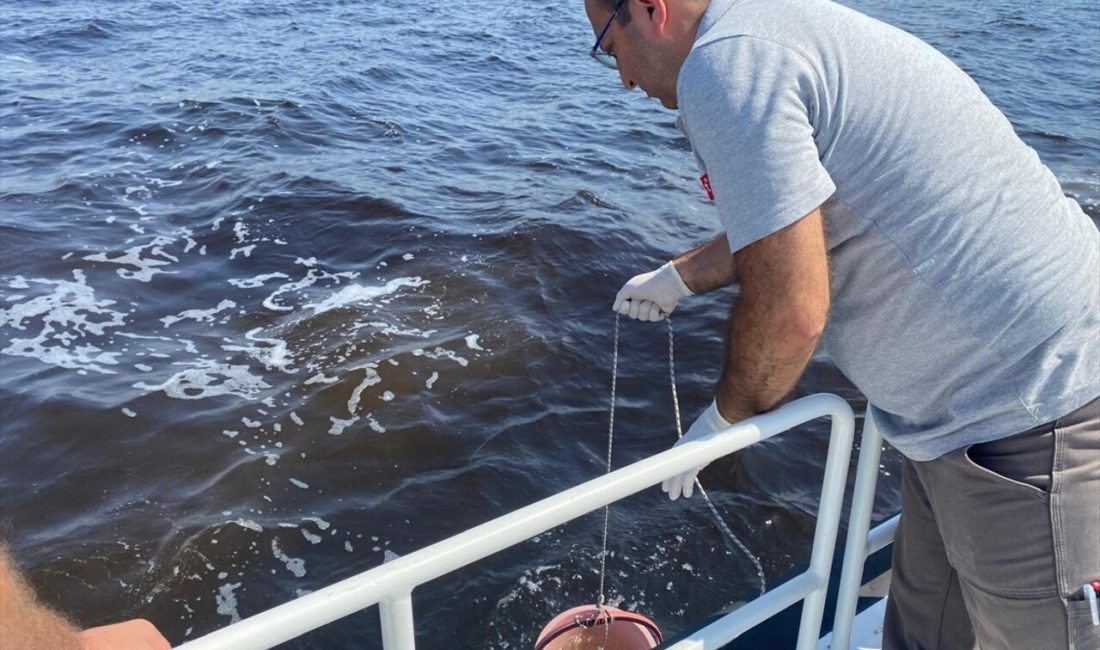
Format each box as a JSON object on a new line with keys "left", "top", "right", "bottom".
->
{"left": 584, "top": 0, "right": 710, "bottom": 109}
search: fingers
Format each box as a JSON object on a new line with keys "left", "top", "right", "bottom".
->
{"left": 660, "top": 469, "right": 701, "bottom": 501}
{"left": 660, "top": 476, "right": 677, "bottom": 500}
{"left": 613, "top": 299, "right": 667, "bottom": 321}
{"left": 612, "top": 285, "right": 630, "bottom": 313}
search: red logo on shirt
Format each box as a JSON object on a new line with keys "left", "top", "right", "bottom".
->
{"left": 700, "top": 174, "right": 714, "bottom": 201}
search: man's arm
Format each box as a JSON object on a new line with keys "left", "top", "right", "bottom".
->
{"left": 0, "top": 547, "right": 170, "bottom": 650}
{"left": 1, "top": 548, "right": 81, "bottom": 650}
{"left": 671, "top": 233, "right": 738, "bottom": 294}
{"left": 715, "top": 207, "right": 829, "bottom": 422}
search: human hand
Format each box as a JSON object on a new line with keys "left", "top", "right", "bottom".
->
{"left": 612, "top": 261, "right": 693, "bottom": 321}
{"left": 661, "top": 401, "right": 732, "bottom": 500}
{"left": 79, "top": 619, "right": 170, "bottom": 650}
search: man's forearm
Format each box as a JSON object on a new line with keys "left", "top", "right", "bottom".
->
{"left": 0, "top": 549, "right": 81, "bottom": 650}
{"left": 672, "top": 234, "right": 738, "bottom": 294}
{"left": 712, "top": 211, "right": 829, "bottom": 423}
{"left": 716, "top": 295, "right": 822, "bottom": 422}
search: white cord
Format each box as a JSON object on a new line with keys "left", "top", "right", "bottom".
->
{"left": 596, "top": 314, "right": 766, "bottom": 618}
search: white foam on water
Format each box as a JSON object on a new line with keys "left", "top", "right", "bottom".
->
{"left": 328, "top": 416, "right": 358, "bottom": 436}
{"left": 116, "top": 331, "right": 199, "bottom": 355}
{"left": 133, "top": 359, "right": 270, "bottom": 400}
{"left": 222, "top": 430, "right": 239, "bottom": 438}
{"left": 271, "top": 539, "right": 306, "bottom": 578}
{"left": 345, "top": 542, "right": 354, "bottom": 552}
{"left": 179, "top": 228, "right": 198, "bottom": 253}
{"left": 425, "top": 371, "right": 439, "bottom": 389}
{"left": 261, "top": 268, "right": 355, "bottom": 312}
{"left": 290, "top": 412, "right": 304, "bottom": 426}
{"left": 346, "top": 365, "right": 381, "bottom": 414}
{"left": 302, "top": 517, "right": 330, "bottom": 530}
{"left": 223, "top": 328, "right": 296, "bottom": 373}
{"left": 229, "top": 245, "right": 256, "bottom": 260}
{"left": 230, "top": 519, "right": 263, "bottom": 532}
{"left": 0, "top": 271, "right": 127, "bottom": 374}
{"left": 464, "top": 334, "right": 484, "bottom": 351}
{"left": 289, "top": 478, "right": 309, "bottom": 489}
{"left": 233, "top": 220, "right": 250, "bottom": 244}
{"left": 303, "top": 277, "right": 428, "bottom": 316}
{"left": 229, "top": 272, "right": 290, "bottom": 289}
{"left": 160, "top": 299, "right": 236, "bottom": 328}
{"left": 301, "top": 530, "right": 322, "bottom": 544}
{"left": 383, "top": 550, "right": 400, "bottom": 564}
{"left": 360, "top": 321, "right": 436, "bottom": 338}
{"left": 83, "top": 236, "right": 179, "bottom": 282}
{"left": 242, "top": 417, "right": 261, "bottom": 428}
{"left": 424, "top": 347, "right": 468, "bottom": 367}
{"left": 122, "top": 408, "right": 137, "bottom": 418}
{"left": 7, "top": 276, "right": 29, "bottom": 290}
{"left": 135, "top": 363, "right": 153, "bottom": 372}
{"left": 380, "top": 391, "right": 394, "bottom": 402}
{"left": 304, "top": 372, "right": 339, "bottom": 385}
{"left": 366, "top": 414, "right": 385, "bottom": 434}
{"left": 215, "top": 583, "right": 242, "bottom": 623}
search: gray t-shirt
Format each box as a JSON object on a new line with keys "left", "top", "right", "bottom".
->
{"left": 676, "top": 0, "right": 1099, "bottom": 460}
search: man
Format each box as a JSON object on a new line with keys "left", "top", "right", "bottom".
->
{"left": 0, "top": 547, "right": 171, "bottom": 650}
{"left": 583, "top": 0, "right": 1100, "bottom": 648}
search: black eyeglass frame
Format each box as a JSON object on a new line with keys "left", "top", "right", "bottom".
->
{"left": 589, "top": 0, "right": 627, "bottom": 69}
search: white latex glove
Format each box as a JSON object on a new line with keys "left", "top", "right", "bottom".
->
{"left": 612, "top": 261, "right": 693, "bottom": 322}
{"left": 661, "top": 401, "right": 732, "bottom": 500}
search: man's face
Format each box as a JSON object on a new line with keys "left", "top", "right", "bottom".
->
{"left": 584, "top": 0, "right": 690, "bottom": 110}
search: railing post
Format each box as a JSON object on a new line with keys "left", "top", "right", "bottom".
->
{"left": 379, "top": 593, "right": 416, "bottom": 650}
{"left": 828, "top": 407, "right": 884, "bottom": 650}
{"left": 794, "top": 396, "right": 856, "bottom": 650}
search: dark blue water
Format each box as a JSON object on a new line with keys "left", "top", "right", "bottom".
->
{"left": 1, "top": 1, "right": 1096, "bottom": 648}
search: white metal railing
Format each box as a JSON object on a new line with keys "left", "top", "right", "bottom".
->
{"left": 825, "top": 408, "right": 899, "bottom": 650}
{"left": 176, "top": 393, "right": 856, "bottom": 650}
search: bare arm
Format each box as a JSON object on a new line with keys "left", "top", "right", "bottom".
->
{"left": 671, "top": 233, "right": 739, "bottom": 294}
{"left": 0, "top": 547, "right": 170, "bottom": 650}
{"left": 0, "top": 548, "right": 81, "bottom": 650}
{"left": 714, "top": 208, "right": 829, "bottom": 422}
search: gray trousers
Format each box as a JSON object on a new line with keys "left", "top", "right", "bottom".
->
{"left": 883, "top": 396, "right": 1100, "bottom": 650}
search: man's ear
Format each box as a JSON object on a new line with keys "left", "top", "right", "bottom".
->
{"left": 636, "top": 0, "right": 671, "bottom": 36}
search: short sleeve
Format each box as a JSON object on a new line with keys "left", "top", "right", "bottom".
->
{"left": 678, "top": 36, "right": 835, "bottom": 253}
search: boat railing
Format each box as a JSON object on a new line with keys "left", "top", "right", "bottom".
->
{"left": 823, "top": 408, "right": 899, "bottom": 650}
{"left": 176, "top": 393, "right": 874, "bottom": 650}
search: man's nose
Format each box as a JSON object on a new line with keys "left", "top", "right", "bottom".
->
{"left": 619, "top": 69, "right": 635, "bottom": 90}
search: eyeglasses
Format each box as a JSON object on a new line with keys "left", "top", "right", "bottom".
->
{"left": 589, "top": 0, "right": 626, "bottom": 69}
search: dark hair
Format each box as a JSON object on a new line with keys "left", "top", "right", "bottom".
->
{"left": 600, "top": 0, "right": 633, "bottom": 25}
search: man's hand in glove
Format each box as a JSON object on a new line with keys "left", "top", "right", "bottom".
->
{"left": 612, "top": 261, "right": 693, "bottom": 321}
{"left": 660, "top": 401, "right": 733, "bottom": 500}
